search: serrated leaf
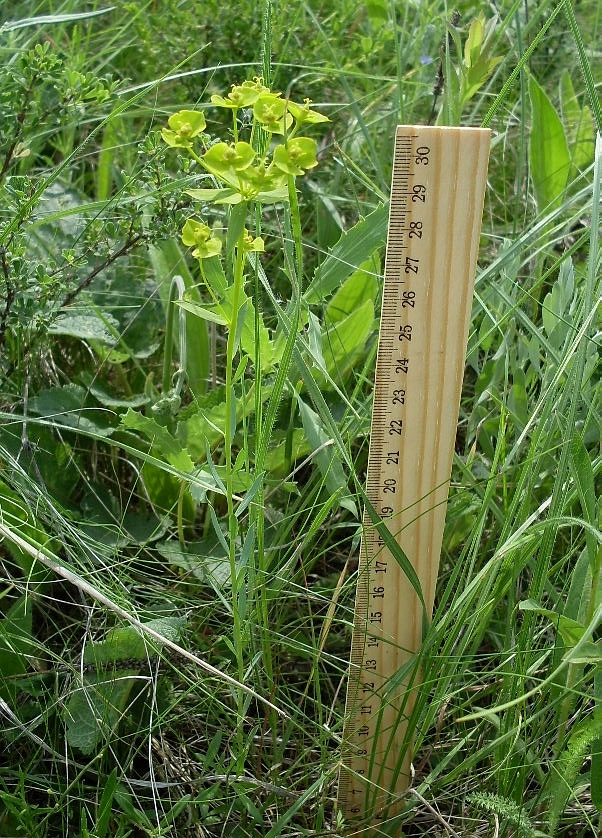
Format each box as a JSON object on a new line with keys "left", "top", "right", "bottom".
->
{"left": 305, "top": 204, "right": 387, "bottom": 304}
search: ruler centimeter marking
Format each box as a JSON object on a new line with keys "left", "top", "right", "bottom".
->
{"left": 338, "top": 126, "right": 490, "bottom": 835}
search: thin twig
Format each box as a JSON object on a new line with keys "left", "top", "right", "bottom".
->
{"left": 409, "top": 788, "right": 462, "bottom": 838}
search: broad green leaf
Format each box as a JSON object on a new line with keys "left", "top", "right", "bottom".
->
{"left": 325, "top": 253, "right": 379, "bottom": 324}
{"left": 323, "top": 298, "right": 375, "bottom": 381}
{"left": 570, "top": 433, "right": 598, "bottom": 570}
{"left": 148, "top": 236, "right": 209, "bottom": 398}
{"left": 176, "top": 402, "right": 232, "bottom": 457}
{"left": 507, "top": 367, "right": 528, "bottom": 430}
{"left": 365, "top": 0, "right": 388, "bottom": 25}
{"left": 157, "top": 537, "right": 230, "bottom": 586}
{"left": 139, "top": 462, "right": 195, "bottom": 520}
{"left": 86, "top": 380, "right": 150, "bottom": 409}
{"left": 96, "top": 118, "right": 119, "bottom": 202}
{"left": 566, "top": 641, "right": 602, "bottom": 666}
{"left": 49, "top": 312, "right": 119, "bottom": 345}
{"left": 305, "top": 204, "right": 387, "bottom": 304}
{"left": 564, "top": 548, "right": 592, "bottom": 625}
{"left": 28, "top": 384, "right": 115, "bottom": 437}
{"left": 529, "top": 74, "right": 571, "bottom": 213}
{"left": 518, "top": 599, "right": 587, "bottom": 647}
{"left": 94, "top": 769, "right": 119, "bottom": 838}
{"left": 65, "top": 674, "right": 138, "bottom": 754}
{"left": 542, "top": 257, "right": 575, "bottom": 342}
{"left": 120, "top": 409, "right": 194, "bottom": 472}
{"left": 460, "top": 15, "right": 502, "bottom": 104}
{"left": 188, "top": 464, "right": 252, "bottom": 503}
{"left": 307, "top": 310, "right": 327, "bottom": 373}
{"left": 570, "top": 434, "right": 597, "bottom": 523}
{"left": 593, "top": 670, "right": 602, "bottom": 810}
{"left": 221, "top": 287, "right": 276, "bottom": 370}
{"left": 263, "top": 428, "right": 311, "bottom": 475}
{"left": 0, "top": 481, "right": 54, "bottom": 582}
{"left": 202, "top": 254, "right": 228, "bottom": 297}
{"left": 66, "top": 614, "right": 189, "bottom": 754}
{"left": 560, "top": 70, "right": 595, "bottom": 172}
{"left": 0, "top": 597, "right": 34, "bottom": 686}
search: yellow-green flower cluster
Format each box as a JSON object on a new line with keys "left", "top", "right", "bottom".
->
{"left": 162, "top": 78, "right": 328, "bottom": 259}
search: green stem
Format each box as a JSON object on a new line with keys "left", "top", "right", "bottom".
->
{"left": 162, "top": 277, "right": 178, "bottom": 394}
{"left": 225, "top": 226, "right": 247, "bottom": 763}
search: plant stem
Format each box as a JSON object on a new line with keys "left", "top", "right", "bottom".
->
{"left": 225, "top": 225, "right": 247, "bottom": 766}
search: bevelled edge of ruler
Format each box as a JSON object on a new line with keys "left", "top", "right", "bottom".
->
{"left": 338, "top": 124, "right": 491, "bottom": 834}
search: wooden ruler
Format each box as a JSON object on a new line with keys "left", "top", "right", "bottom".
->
{"left": 337, "top": 126, "right": 490, "bottom": 834}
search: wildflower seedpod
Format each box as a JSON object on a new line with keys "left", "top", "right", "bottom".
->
{"left": 272, "top": 137, "right": 319, "bottom": 176}
{"left": 181, "top": 218, "right": 222, "bottom": 259}
{"left": 161, "top": 110, "right": 206, "bottom": 148}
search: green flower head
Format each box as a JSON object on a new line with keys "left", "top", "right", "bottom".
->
{"left": 272, "top": 137, "right": 318, "bottom": 176}
{"left": 161, "top": 110, "right": 206, "bottom": 148}
{"left": 287, "top": 98, "right": 329, "bottom": 126}
{"left": 181, "top": 218, "right": 222, "bottom": 259}
{"left": 241, "top": 229, "right": 265, "bottom": 253}
{"left": 253, "top": 93, "right": 293, "bottom": 135}
{"left": 211, "top": 76, "right": 270, "bottom": 110}
{"left": 202, "top": 141, "right": 256, "bottom": 176}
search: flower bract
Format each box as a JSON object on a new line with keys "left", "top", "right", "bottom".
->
{"left": 181, "top": 218, "right": 222, "bottom": 259}
{"left": 211, "top": 77, "right": 270, "bottom": 109}
{"left": 161, "top": 110, "right": 206, "bottom": 148}
{"left": 241, "top": 230, "right": 265, "bottom": 253}
{"left": 253, "top": 93, "right": 293, "bottom": 135}
{"left": 287, "top": 99, "right": 329, "bottom": 125}
{"left": 272, "top": 137, "right": 318, "bottom": 175}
